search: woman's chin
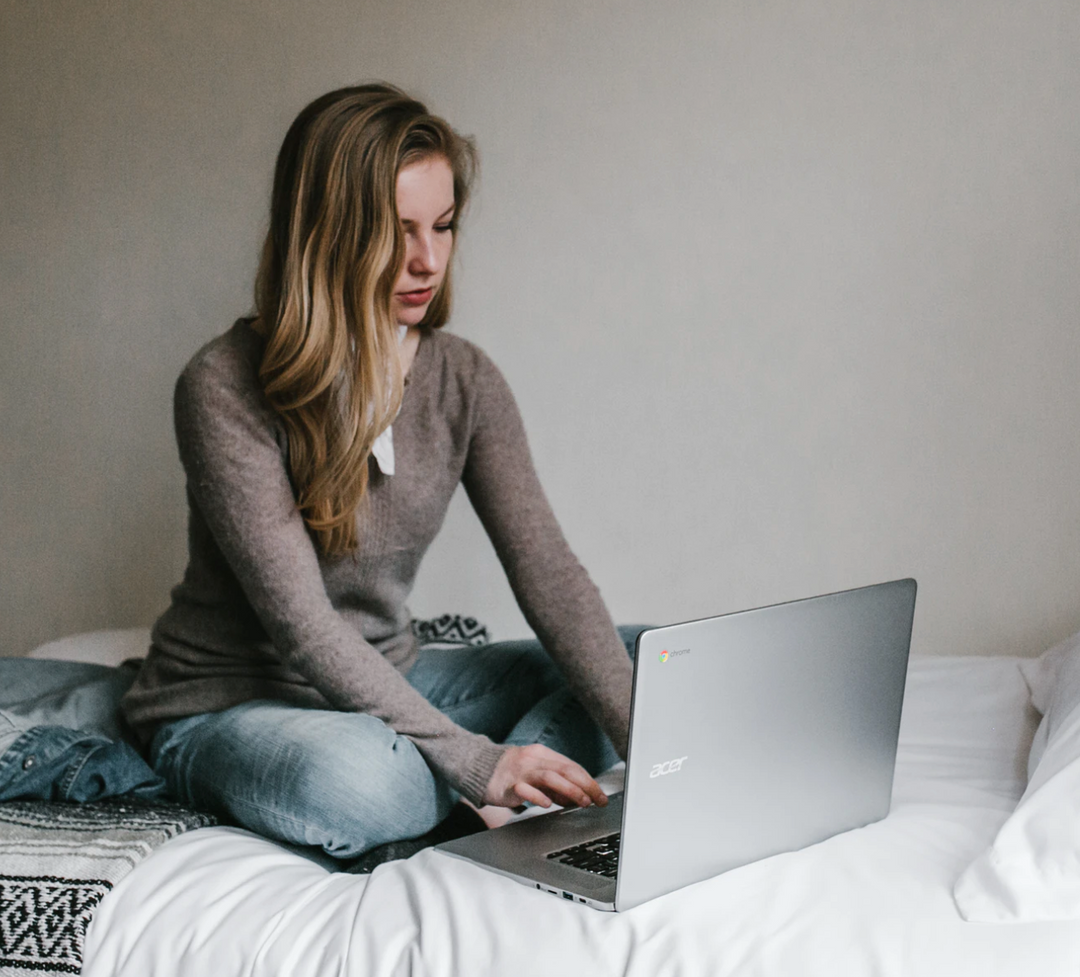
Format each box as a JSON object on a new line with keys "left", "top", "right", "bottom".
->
{"left": 394, "top": 306, "right": 430, "bottom": 328}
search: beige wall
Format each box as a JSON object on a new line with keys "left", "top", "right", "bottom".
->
{"left": 2, "top": 0, "right": 1078, "bottom": 658}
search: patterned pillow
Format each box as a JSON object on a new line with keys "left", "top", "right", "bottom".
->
{"left": 411, "top": 614, "right": 490, "bottom": 648}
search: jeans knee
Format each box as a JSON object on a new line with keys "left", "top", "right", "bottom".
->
{"left": 151, "top": 704, "right": 455, "bottom": 858}
{"left": 272, "top": 724, "right": 455, "bottom": 857}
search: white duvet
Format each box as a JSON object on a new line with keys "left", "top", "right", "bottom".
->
{"left": 83, "top": 657, "right": 1080, "bottom": 976}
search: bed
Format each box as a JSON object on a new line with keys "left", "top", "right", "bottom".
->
{"left": 13, "top": 631, "right": 1080, "bottom": 976}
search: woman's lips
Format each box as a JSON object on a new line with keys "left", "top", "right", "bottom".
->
{"left": 397, "top": 288, "right": 433, "bottom": 307}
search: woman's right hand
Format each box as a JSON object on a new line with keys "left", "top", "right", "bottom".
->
{"left": 481, "top": 743, "right": 608, "bottom": 810}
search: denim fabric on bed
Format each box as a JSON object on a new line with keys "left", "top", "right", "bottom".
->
{"left": 0, "top": 726, "right": 166, "bottom": 802}
{"left": 0, "top": 658, "right": 164, "bottom": 801}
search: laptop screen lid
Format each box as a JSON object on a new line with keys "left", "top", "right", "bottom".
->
{"left": 615, "top": 578, "right": 916, "bottom": 911}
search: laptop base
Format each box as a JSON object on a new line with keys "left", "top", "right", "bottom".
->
{"left": 436, "top": 793, "right": 623, "bottom": 909}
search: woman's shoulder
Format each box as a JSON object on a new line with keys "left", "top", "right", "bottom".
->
{"left": 181, "top": 319, "right": 263, "bottom": 385}
{"left": 176, "top": 319, "right": 267, "bottom": 404}
{"left": 173, "top": 319, "right": 278, "bottom": 435}
{"left": 424, "top": 328, "right": 507, "bottom": 391}
{"left": 420, "top": 329, "right": 519, "bottom": 425}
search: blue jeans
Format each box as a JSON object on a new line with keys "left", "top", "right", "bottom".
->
{"left": 149, "top": 626, "right": 644, "bottom": 858}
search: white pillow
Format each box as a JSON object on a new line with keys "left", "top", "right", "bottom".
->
{"left": 26, "top": 628, "right": 152, "bottom": 667}
{"left": 954, "top": 629, "right": 1080, "bottom": 922}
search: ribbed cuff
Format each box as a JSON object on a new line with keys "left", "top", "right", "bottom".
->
{"left": 456, "top": 738, "right": 509, "bottom": 807}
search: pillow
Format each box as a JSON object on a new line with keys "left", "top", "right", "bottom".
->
{"left": 954, "top": 629, "right": 1080, "bottom": 922}
{"left": 26, "top": 627, "right": 152, "bottom": 667}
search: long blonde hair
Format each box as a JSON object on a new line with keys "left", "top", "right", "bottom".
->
{"left": 252, "top": 84, "right": 477, "bottom": 556}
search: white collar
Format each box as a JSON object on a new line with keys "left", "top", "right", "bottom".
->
{"left": 370, "top": 325, "right": 410, "bottom": 476}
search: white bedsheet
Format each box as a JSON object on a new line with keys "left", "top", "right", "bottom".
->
{"left": 83, "top": 657, "right": 1080, "bottom": 976}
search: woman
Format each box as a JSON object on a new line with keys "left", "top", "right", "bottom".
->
{"left": 121, "top": 83, "right": 635, "bottom": 860}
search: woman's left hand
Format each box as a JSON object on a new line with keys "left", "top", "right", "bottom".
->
{"left": 480, "top": 743, "right": 608, "bottom": 810}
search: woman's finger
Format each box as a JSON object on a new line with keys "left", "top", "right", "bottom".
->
{"left": 532, "top": 769, "right": 595, "bottom": 808}
{"left": 544, "top": 759, "right": 608, "bottom": 807}
{"left": 523, "top": 746, "right": 607, "bottom": 802}
{"left": 512, "top": 781, "right": 552, "bottom": 808}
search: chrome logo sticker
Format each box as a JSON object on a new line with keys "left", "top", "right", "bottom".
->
{"left": 659, "top": 648, "right": 690, "bottom": 663}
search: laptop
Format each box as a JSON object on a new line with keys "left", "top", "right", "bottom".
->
{"left": 436, "top": 578, "right": 917, "bottom": 911}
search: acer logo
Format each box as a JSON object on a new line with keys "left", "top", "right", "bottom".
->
{"left": 649, "top": 756, "right": 688, "bottom": 778}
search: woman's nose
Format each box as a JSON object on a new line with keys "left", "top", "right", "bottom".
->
{"left": 408, "top": 233, "right": 438, "bottom": 275}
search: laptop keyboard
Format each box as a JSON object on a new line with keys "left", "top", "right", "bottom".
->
{"left": 547, "top": 832, "right": 620, "bottom": 878}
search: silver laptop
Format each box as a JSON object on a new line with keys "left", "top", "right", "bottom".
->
{"left": 436, "top": 579, "right": 917, "bottom": 911}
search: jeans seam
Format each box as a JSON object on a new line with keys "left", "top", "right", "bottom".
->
{"left": 59, "top": 744, "right": 97, "bottom": 799}
{"left": 217, "top": 791, "right": 315, "bottom": 832}
{"left": 214, "top": 784, "right": 445, "bottom": 852}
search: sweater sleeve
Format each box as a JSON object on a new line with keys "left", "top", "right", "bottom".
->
{"left": 460, "top": 352, "right": 634, "bottom": 759}
{"left": 174, "top": 349, "right": 506, "bottom": 805}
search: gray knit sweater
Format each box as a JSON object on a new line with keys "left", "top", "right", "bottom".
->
{"left": 121, "top": 321, "right": 633, "bottom": 805}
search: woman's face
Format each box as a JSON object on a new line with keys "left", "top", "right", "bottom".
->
{"left": 392, "top": 155, "right": 456, "bottom": 327}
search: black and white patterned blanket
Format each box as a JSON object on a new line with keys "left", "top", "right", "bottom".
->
{"left": 0, "top": 799, "right": 216, "bottom": 976}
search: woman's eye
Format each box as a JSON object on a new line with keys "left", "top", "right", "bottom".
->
{"left": 434, "top": 224, "right": 454, "bottom": 234}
